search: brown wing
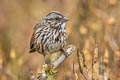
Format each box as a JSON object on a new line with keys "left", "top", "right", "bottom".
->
{"left": 29, "top": 18, "right": 46, "bottom": 53}
{"left": 29, "top": 32, "right": 36, "bottom": 53}
{"left": 29, "top": 20, "right": 44, "bottom": 53}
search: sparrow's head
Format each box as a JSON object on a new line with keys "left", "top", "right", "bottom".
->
{"left": 45, "top": 11, "right": 69, "bottom": 24}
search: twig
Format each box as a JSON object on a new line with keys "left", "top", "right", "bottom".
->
{"left": 52, "top": 45, "right": 76, "bottom": 68}
{"left": 31, "top": 45, "right": 76, "bottom": 80}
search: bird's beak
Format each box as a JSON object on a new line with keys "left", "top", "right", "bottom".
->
{"left": 63, "top": 17, "right": 69, "bottom": 22}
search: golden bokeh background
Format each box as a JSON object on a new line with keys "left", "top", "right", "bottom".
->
{"left": 0, "top": 0, "right": 120, "bottom": 80}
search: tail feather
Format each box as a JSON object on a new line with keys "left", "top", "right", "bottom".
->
{"left": 29, "top": 48, "right": 36, "bottom": 53}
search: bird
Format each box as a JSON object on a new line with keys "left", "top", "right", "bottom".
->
{"left": 29, "top": 11, "right": 69, "bottom": 62}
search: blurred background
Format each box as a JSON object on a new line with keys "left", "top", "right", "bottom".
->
{"left": 0, "top": 0, "right": 120, "bottom": 80}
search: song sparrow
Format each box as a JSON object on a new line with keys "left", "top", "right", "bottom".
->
{"left": 29, "top": 11, "right": 69, "bottom": 57}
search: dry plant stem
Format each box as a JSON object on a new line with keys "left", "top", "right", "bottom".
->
{"left": 51, "top": 45, "right": 76, "bottom": 69}
{"left": 32, "top": 45, "right": 76, "bottom": 80}
{"left": 77, "top": 49, "right": 88, "bottom": 80}
{"left": 91, "top": 44, "right": 99, "bottom": 80}
{"left": 72, "top": 61, "right": 75, "bottom": 80}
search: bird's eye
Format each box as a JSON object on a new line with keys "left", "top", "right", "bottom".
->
{"left": 55, "top": 18, "right": 59, "bottom": 20}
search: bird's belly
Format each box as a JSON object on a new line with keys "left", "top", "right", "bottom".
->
{"left": 47, "top": 41, "right": 64, "bottom": 54}
{"left": 45, "top": 35, "right": 66, "bottom": 54}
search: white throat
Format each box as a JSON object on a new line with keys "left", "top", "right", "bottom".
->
{"left": 61, "top": 23, "right": 66, "bottom": 29}
{"left": 60, "top": 23, "right": 66, "bottom": 32}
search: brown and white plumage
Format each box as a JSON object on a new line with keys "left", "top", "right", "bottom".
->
{"left": 29, "top": 11, "right": 69, "bottom": 56}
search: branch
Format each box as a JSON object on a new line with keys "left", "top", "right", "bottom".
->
{"left": 30, "top": 45, "right": 76, "bottom": 80}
